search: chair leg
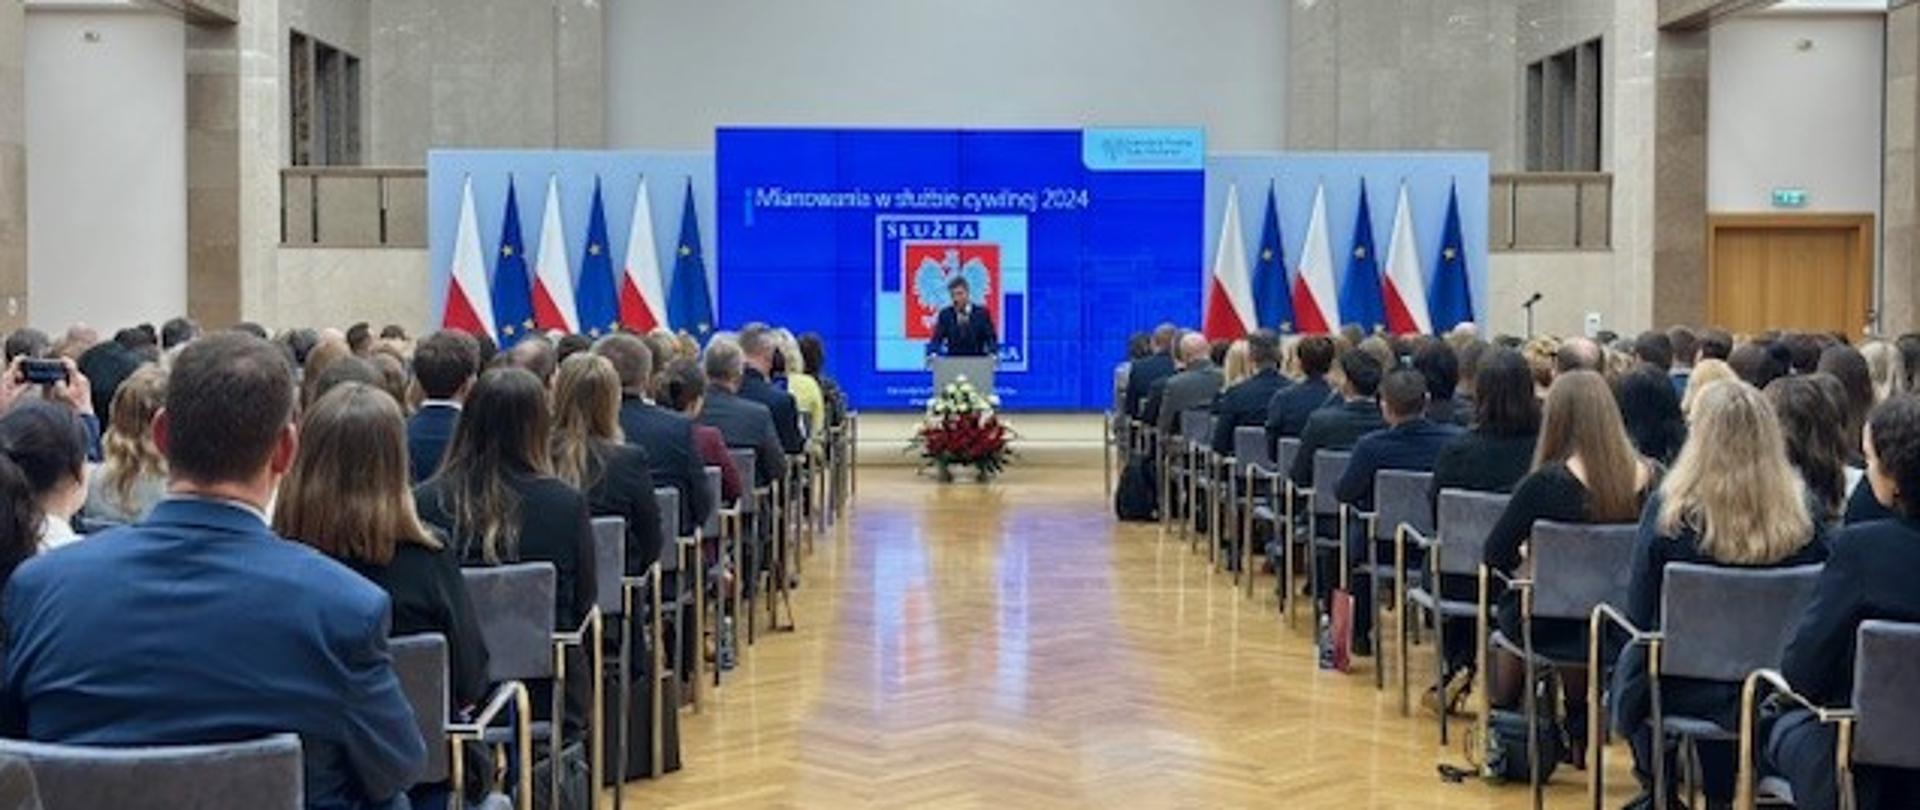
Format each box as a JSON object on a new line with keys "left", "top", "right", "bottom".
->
{"left": 689, "top": 542, "right": 704, "bottom": 712}
{"left": 615, "top": 612, "right": 629, "bottom": 808}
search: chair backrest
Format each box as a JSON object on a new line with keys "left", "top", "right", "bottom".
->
{"left": 0, "top": 734, "right": 303, "bottom": 809}
{"left": 1180, "top": 409, "right": 1212, "bottom": 447}
{"left": 702, "top": 467, "right": 723, "bottom": 538}
{"left": 590, "top": 517, "right": 626, "bottom": 615}
{"left": 1852, "top": 620, "right": 1920, "bottom": 770}
{"left": 390, "top": 633, "right": 450, "bottom": 784}
{"left": 1233, "top": 426, "right": 1271, "bottom": 469}
{"left": 1434, "top": 489, "right": 1514, "bottom": 576}
{"left": 1526, "top": 520, "right": 1640, "bottom": 620}
{"left": 728, "top": 448, "right": 758, "bottom": 508}
{"left": 1373, "top": 469, "right": 1436, "bottom": 541}
{"left": 1276, "top": 437, "right": 1301, "bottom": 476}
{"left": 461, "top": 562, "right": 557, "bottom": 682}
{"left": 653, "top": 488, "right": 680, "bottom": 573}
{"left": 1660, "top": 562, "right": 1823, "bottom": 682}
{"left": 1310, "top": 450, "right": 1351, "bottom": 515}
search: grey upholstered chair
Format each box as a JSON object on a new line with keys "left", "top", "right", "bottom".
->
{"left": 589, "top": 516, "right": 639, "bottom": 804}
{"left": 461, "top": 562, "right": 559, "bottom": 810}
{"left": 1361, "top": 468, "right": 1433, "bottom": 690}
{"left": 1179, "top": 409, "right": 1215, "bottom": 551}
{"left": 1587, "top": 563, "right": 1823, "bottom": 810}
{"left": 1306, "top": 449, "right": 1352, "bottom": 626}
{"left": 1233, "top": 426, "right": 1274, "bottom": 597}
{"left": 1400, "top": 488, "right": 1511, "bottom": 744}
{"left": 0, "top": 734, "right": 302, "bottom": 810}
{"left": 392, "top": 633, "right": 524, "bottom": 810}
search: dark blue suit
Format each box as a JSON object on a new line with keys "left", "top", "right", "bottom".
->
{"left": 926, "top": 305, "right": 997, "bottom": 358}
{"left": 1125, "top": 353, "right": 1176, "bottom": 420}
{"left": 618, "top": 397, "right": 713, "bottom": 533}
{"left": 407, "top": 403, "right": 460, "bottom": 483}
{"left": 1264, "top": 375, "right": 1334, "bottom": 449}
{"left": 739, "top": 369, "right": 805, "bottom": 455}
{"left": 0, "top": 499, "right": 425, "bottom": 810}
{"left": 1328, "top": 418, "right": 1462, "bottom": 651}
{"left": 1210, "top": 369, "right": 1289, "bottom": 456}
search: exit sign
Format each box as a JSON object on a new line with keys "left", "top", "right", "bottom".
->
{"left": 1772, "top": 187, "right": 1809, "bottom": 208}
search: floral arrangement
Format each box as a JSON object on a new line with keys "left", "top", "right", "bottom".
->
{"left": 911, "top": 376, "right": 1014, "bottom": 480}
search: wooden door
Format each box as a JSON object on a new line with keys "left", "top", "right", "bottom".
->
{"left": 1707, "top": 214, "right": 1873, "bottom": 336}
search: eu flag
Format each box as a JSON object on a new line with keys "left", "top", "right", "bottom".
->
{"left": 1428, "top": 181, "right": 1475, "bottom": 332}
{"left": 666, "top": 179, "right": 715, "bottom": 340}
{"left": 1252, "top": 183, "right": 1295, "bottom": 333}
{"left": 493, "top": 177, "right": 536, "bottom": 344}
{"left": 1338, "top": 180, "right": 1387, "bottom": 333}
{"left": 575, "top": 178, "right": 620, "bottom": 337}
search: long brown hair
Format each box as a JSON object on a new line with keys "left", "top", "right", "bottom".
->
{"left": 549, "top": 353, "right": 624, "bottom": 491}
{"left": 274, "top": 383, "right": 436, "bottom": 565}
{"left": 1659, "top": 380, "right": 1813, "bottom": 564}
{"left": 1534, "top": 370, "right": 1645, "bottom": 522}
{"left": 430, "top": 367, "right": 552, "bottom": 564}
{"left": 100, "top": 364, "right": 167, "bottom": 515}
{"left": 1766, "top": 374, "right": 1851, "bottom": 518}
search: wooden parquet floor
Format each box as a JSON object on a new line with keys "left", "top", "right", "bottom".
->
{"left": 626, "top": 465, "right": 1642, "bottom": 808}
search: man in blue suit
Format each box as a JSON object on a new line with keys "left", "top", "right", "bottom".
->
{"left": 407, "top": 329, "right": 478, "bottom": 483}
{"left": 1, "top": 333, "right": 425, "bottom": 810}
{"left": 924, "top": 278, "right": 997, "bottom": 360}
{"left": 595, "top": 332, "right": 713, "bottom": 532}
{"left": 737, "top": 324, "right": 806, "bottom": 455}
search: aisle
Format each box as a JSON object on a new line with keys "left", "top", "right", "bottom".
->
{"left": 630, "top": 465, "right": 1637, "bottom": 808}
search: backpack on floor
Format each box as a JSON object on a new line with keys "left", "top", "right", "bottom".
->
{"left": 1115, "top": 455, "right": 1159, "bottom": 521}
{"left": 1474, "top": 663, "right": 1566, "bottom": 784}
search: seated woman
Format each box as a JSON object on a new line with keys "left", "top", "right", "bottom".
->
{"left": 84, "top": 365, "right": 167, "bottom": 525}
{"left": 1614, "top": 380, "right": 1827, "bottom": 808}
{"left": 550, "top": 353, "right": 666, "bottom": 576}
{"left": 0, "top": 400, "right": 91, "bottom": 578}
{"left": 416, "top": 367, "right": 597, "bottom": 740}
{"left": 275, "top": 382, "right": 491, "bottom": 806}
{"left": 657, "top": 358, "right": 743, "bottom": 506}
{"left": 1617, "top": 364, "right": 1688, "bottom": 466}
{"left": 1768, "top": 395, "right": 1920, "bottom": 810}
{"left": 1483, "top": 371, "right": 1658, "bottom": 752}
{"left": 1767, "top": 374, "right": 1854, "bottom": 525}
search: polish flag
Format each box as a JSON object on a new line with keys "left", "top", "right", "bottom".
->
{"left": 441, "top": 177, "right": 496, "bottom": 341}
{"left": 531, "top": 175, "right": 580, "bottom": 333}
{"left": 1202, "top": 185, "right": 1257, "bottom": 340}
{"left": 1383, "top": 181, "right": 1434, "bottom": 334}
{"left": 618, "top": 177, "right": 669, "bottom": 332}
{"left": 1292, "top": 183, "right": 1340, "bottom": 333}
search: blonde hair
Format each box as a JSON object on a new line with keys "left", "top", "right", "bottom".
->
{"left": 549, "top": 353, "right": 625, "bottom": 491}
{"left": 100, "top": 365, "right": 168, "bottom": 515}
{"left": 1222, "top": 339, "right": 1252, "bottom": 388}
{"left": 1535, "top": 371, "right": 1645, "bottom": 522}
{"left": 1658, "top": 380, "right": 1813, "bottom": 564}
{"left": 1863, "top": 340, "right": 1906, "bottom": 404}
{"left": 1681, "top": 359, "right": 1738, "bottom": 419}
{"left": 1523, "top": 337, "right": 1561, "bottom": 391}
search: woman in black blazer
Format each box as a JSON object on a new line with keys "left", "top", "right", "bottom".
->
{"left": 1612, "top": 381, "right": 1827, "bottom": 808}
{"left": 550, "top": 353, "right": 666, "bottom": 576}
{"left": 415, "top": 367, "right": 597, "bottom": 737}
{"left": 275, "top": 382, "right": 491, "bottom": 805}
{"left": 1769, "top": 396, "right": 1920, "bottom": 810}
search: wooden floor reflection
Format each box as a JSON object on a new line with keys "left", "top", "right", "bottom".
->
{"left": 629, "top": 465, "right": 1638, "bottom": 808}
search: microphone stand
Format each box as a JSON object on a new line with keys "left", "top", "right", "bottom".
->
{"left": 1522, "top": 292, "right": 1542, "bottom": 340}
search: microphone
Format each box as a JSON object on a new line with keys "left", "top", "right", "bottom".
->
{"left": 1523, "top": 292, "right": 1543, "bottom": 307}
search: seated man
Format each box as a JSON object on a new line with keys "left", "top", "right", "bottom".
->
{"left": 407, "top": 329, "right": 478, "bottom": 483}
{"left": 1210, "top": 330, "right": 1289, "bottom": 457}
{"left": 701, "top": 336, "right": 787, "bottom": 488}
{"left": 1287, "top": 348, "right": 1387, "bottom": 491}
{"left": 1327, "top": 368, "right": 1462, "bottom": 653}
{"left": 0, "top": 333, "right": 425, "bottom": 810}
{"left": 1264, "top": 335, "right": 1337, "bottom": 448}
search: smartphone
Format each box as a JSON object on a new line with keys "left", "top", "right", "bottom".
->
{"left": 20, "top": 359, "right": 67, "bottom": 385}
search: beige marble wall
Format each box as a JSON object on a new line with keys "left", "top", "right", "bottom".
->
{"left": 1885, "top": 3, "right": 1919, "bottom": 334}
{"left": 0, "top": 0, "right": 25, "bottom": 331}
{"left": 187, "top": 21, "right": 242, "bottom": 326}
{"left": 1651, "top": 27, "right": 1710, "bottom": 330}
{"left": 270, "top": 247, "right": 427, "bottom": 331}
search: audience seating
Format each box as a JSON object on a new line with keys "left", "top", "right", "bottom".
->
{"left": 460, "top": 562, "right": 577, "bottom": 810}
{"left": 1356, "top": 469, "right": 1433, "bottom": 691}
{"left": 1399, "top": 489, "right": 1511, "bottom": 744}
{"left": 1737, "top": 620, "right": 1920, "bottom": 810}
{"left": 1307, "top": 450, "right": 1352, "bottom": 628}
{"left": 700, "top": 466, "right": 724, "bottom": 690}
{"left": 0, "top": 734, "right": 303, "bottom": 810}
{"left": 1232, "top": 425, "right": 1273, "bottom": 596}
{"left": 392, "top": 633, "right": 522, "bottom": 810}
{"left": 589, "top": 516, "right": 636, "bottom": 802}
{"left": 1588, "top": 563, "right": 1822, "bottom": 810}
{"left": 1493, "top": 520, "right": 1638, "bottom": 805}
{"left": 650, "top": 487, "right": 694, "bottom": 715}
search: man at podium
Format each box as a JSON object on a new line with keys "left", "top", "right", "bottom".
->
{"left": 925, "top": 277, "right": 998, "bottom": 360}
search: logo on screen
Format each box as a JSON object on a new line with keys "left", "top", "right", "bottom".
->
{"left": 904, "top": 244, "right": 1000, "bottom": 339}
{"left": 874, "top": 215, "right": 1029, "bottom": 374}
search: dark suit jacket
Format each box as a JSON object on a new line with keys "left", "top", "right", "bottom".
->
{"left": 617, "top": 397, "right": 712, "bottom": 533}
{"left": 740, "top": 369, "right": 805, "bottom": 455}
{"left": 1333, "top": 418, "right": 1464, "bottom": 511}
{"left": 414, "top": 470, "right": 597, "bottom": 632}
{"left": 1154, "top": 361, "right": 1224, "bottom": 438}
{"left": 351, "top": 541, "right": 491, "bottom": 714}
{"left": 1782, "top": 517, "right": 1920, "bottom": 706}
{"left": 1288, "top": 397, "right": 1387, "bottom": 489}
{"left": 0, "top": 499, "right": 426, "bottom": 809}
{"left": 1265, "top": 375, "right": 1335, "bottom": 449}
{"left": 1211, "top": 369, "right": 1289, "bottom": 455}
{"left": 582, "top": 442, "right": 667, "bottom": 574}
{"left": 1125, "top": 353, "right": 1175, "bottom": 420}
{"left": 927, "top": 305, "right": 997, "bottom": 358}
{"left": 408, "top": 404, "right": 460, "bottom": 484}
{"left": 702, "top": 389, "right": 788, "bottom": 486}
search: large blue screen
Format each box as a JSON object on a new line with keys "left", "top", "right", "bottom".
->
{"left": 716, "top": 128, "right": 1204, "bottom": 411}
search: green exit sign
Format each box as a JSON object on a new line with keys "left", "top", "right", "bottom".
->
{"left": 1772, "top": 187, "right": 1809, "bottom": 208}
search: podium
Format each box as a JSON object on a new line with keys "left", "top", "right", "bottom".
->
{"left": 931, "top": 355, "right": 996, "bottom": 396}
